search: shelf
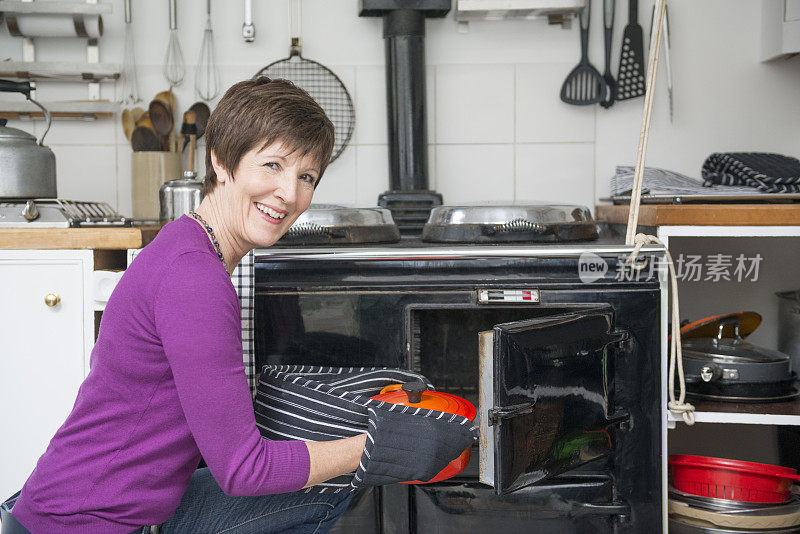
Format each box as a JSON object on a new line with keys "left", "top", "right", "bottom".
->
{"left": 0, "top": 1, "right": 111, "bottom": 15}
{"left": 0, "top": 61, "right": 120, "bottom": 82}
{"left": 455, "top": 0, "right": 584, "bottom": 21}
{"left": 596, "top": 204, "right": 800, "bottom": 227}
{"left": 669, "top": 397, "right": 800, "bottom": 426}
{"left": 0, "top": 225, "right": 161, "bottom": 250}
{"left": 0, "top": 100, "right": 119, "bottom": 119}
{"left": 657, "top": 226, "right": 800, "bottom": 239}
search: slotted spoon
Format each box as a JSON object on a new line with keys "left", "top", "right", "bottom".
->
{"left": 560, "top": 1, "right": 606, "bottom": 106}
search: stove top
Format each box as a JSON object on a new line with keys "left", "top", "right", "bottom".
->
{"left": 0, "top": 199, "right": 130, "bottom": 228}
{"left": 277, "top": 203, "right": 601, "bottom": 247}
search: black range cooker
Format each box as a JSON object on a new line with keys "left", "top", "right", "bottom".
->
{"left": 253, "top": 204, "right": 666, "bottom": 533}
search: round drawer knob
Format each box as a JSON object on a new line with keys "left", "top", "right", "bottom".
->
{"left": 44, "top": 293, "right": 61, "bottom": 307}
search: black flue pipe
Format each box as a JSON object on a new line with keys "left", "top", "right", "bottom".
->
{"left": 384, "top": 9, "right": 427, "bottom": 191}
{"left": 360, "top": 1, "right": 449, "bottom": 192}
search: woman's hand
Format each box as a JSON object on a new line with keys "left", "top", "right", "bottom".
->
{"left": 303, "top": 434, "right": 367, "bottom": 488}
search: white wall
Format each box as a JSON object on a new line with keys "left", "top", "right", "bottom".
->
{"left": 1, "top": 0, "right": 798, "bottom": 217}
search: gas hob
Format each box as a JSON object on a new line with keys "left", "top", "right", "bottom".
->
{"left": 0, "top": 199, "right": 130, "bottom": 228}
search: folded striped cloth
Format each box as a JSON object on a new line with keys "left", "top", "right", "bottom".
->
{"left": 701, "top": 153, "right": 800, "bottom": 193}
{"left": 254, "top": 365, "right": 478, "bottom": 493}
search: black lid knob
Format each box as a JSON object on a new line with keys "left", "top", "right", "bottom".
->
{"left": 0, "top": 118, "right": 7, "bottom": 127}
{"left": 401, "top": 381, "right": 427, "bottom": 404}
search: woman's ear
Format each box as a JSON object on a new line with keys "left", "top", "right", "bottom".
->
{"left": 210, "top": 150, "right": 229, "bottom": 184}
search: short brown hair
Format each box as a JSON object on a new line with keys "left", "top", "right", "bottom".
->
{"left": 202, "top": 77, "right": 335, "bottom": 196}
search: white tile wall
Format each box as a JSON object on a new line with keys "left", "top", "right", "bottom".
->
{"left": 1, "top": 0, "right": 798, "bottom": 216}
{"left": 515, "top": 144, "right": 595, "bottom": 208}
{"left": 311, "top": 144, "right": 356, "bottom": 205}
{"left": 516, "top": 63, "right": 595, "bottom": 143}
{"left": 354, "top": 66, "right": 388, "bottom": 146}
{"left": 53, "top": 145, "right": 118, "bottom": 206}
{"left": 436, "top": 145, "right": 515, "bottom": 203}
{"left": 355, "top": 145, "right": 389, "bottom": 206}
{"left": 434, "top": 64, "right": 515, "bottom": 144}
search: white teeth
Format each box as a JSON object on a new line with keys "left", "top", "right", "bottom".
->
{"left": 256, "top": 203, "right": 286, "bottom": 219}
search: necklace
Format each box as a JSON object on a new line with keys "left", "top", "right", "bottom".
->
{"left": 189, "top": 211, "right": 228, "bottom": 271}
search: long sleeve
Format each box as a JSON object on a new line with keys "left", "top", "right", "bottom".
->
{"left": 153, "top": 251, "right": 310, "bottom": 496}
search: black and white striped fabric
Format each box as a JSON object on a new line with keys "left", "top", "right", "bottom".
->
{"left": 254, "top": 365, "right": 477, "bottom": 493}
{"left": 702, "top": 153, "right": 800, "bottom": 193}
{"left": 231, "top": 250, "right": 257, "bottom": 395}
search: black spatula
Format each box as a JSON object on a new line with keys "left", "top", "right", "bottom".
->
{"left": 599, "top": 0, "right": 617, "bottom": 108}
{"left": 616, "top": 0, "right": 645, "bottom": 100}
{"left": 560, "top": 1, "right": 605, "bottom": 106}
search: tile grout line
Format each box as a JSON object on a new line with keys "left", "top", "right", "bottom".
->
{"left": 513, "top": 64, "right": 517, "bottom": 202}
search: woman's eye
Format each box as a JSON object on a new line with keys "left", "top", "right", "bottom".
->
{"left": 299, "top": 174, "right": 317, "bottom": 185}
{"left": 264, "top": 162, "right": 280, "bottom": 170}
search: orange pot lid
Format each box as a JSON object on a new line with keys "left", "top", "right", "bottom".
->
{"left": 680, "top": 311, "right": 762, "bottom": 340}
{"left": 372, "top": 383, "right": 476, "bottom": 421}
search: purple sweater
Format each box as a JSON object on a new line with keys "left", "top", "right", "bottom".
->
{"left": 13, "top": 215, "right": 310, "bottom": 533}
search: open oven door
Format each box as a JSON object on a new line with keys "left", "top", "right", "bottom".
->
{"left": 478, "top": 305, "right": 630, "bottom": 496}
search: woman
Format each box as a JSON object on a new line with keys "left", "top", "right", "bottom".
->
{"left": 3, "top": 79, "right": 473, "bottom": 534}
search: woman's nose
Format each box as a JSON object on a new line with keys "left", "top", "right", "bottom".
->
{"left": 273, "top": 174, "right": 298, "bottom": 204}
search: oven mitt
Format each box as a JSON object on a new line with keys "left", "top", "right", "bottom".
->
{"left": 352, "top": 403, "right": 478, "bottom": 487}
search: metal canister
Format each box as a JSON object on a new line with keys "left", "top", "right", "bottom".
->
{"left": 159, "top": 171, "right": 203, "bottom": 223}
{"left": 777, "top": 290, "right": 800, "bottom": 369}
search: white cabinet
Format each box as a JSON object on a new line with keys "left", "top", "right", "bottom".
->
{"left": 0, "top": 250, "right": 94, "bottom": 498}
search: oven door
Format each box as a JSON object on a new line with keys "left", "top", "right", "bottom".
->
{"left": 478, "top": 305, "right": 629, "bottom": 495}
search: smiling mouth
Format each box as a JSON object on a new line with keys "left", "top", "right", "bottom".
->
{"left": 255, "top": 202, "right": 287, "bottom": 220}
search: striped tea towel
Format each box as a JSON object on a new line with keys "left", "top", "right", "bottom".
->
{"left": 254, "top": 365, "right": 475, "bottom": 493}
{"left": 701, "top": 153, "right": 800, "bottom": 193}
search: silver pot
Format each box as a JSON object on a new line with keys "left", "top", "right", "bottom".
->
{"left": 159, "top": 171, "right": 203, "bottom": 223}
{"left": 777, "top": 290, "right": 800, "bottom": 367}
{"left": 0, "top": 79, "right": 57, "bottom": 199}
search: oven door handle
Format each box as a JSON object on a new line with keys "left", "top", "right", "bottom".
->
{"left": 570, "top": 500, "right": 630, "bottom": 519}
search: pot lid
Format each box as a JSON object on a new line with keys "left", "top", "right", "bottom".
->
{"left": 278, "top": 204, "right": 401, "bottom": 245}
{"left": 681, "top": 312, "right": 762, "bottom": 340}
{"left": 421, "top": 203, "right": 599, "bottom": 243}
{"left": 291, "top": 204, "right": 396, "bottom": 227}
{"left": 0, "top": 120, "right": 36, "bottom": 142}
{"left": 670, "top": 455, "right": 800, "bottom": 480}
{"left": 682, "top": 337, "right": 790, "bottom": 364}
{"left": 371, "top": 382, "right": 477, "bottom": 420}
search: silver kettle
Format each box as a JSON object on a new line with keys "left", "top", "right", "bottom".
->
{"left": 0, "top": 79, "right": 57, "bottom": 199}
{"left": 159, "top": 170, "right": 203, "bottom": 223}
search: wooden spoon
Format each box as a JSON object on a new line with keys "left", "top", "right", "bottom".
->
{"left": 135, "top": 111, "right": 155, "bottom": 132}
{"left": 131, "top": 106, "right": 146, "bottom": 123}
{"left": 188, "top": 102, "right": 211, "bottom": 139}
{"left": 153, "top": 89, "right": 176, "bottom": 114}
{"left": 131, "top": 126, "right": 162, "bottom": 151}
{"left": 149, "top": 99, "right": 173, "bottom": 137}
{"left": 121, "top": 109, "right": 135, "bottom": 141}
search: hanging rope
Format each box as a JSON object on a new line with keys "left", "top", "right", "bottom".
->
{"left": 623, "top": 0, "right": 694, "bottom": 425}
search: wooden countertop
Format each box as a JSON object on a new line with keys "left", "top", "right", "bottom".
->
{"left": 0, "top": 225, "right": 162, "bottom": 250}
{"left": 596, "top": 204, "right": 800, "bottom": 226}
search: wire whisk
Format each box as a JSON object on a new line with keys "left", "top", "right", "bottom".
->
{"left": 120, "top": 0, "right": 140, "bottom": 104}
{"left": 163, "top": 0, "right": 185, "bottom": 86}
{"left": 195, "top": 0, "right": 220, "bottom": 101}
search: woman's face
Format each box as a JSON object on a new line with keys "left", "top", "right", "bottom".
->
{"left": 213, "top": 141, "right": 320, "bottom": 249}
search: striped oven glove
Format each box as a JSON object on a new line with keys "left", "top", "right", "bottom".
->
{"left": 352, "top": 401, "right": 477, "bottom": 487}
{"left": 255, "top": 366, "right": 478, "bottom": 492}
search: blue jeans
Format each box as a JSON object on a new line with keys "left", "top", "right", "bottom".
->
{"left": 150, "top": 468, "right": 354, "bottom": 534}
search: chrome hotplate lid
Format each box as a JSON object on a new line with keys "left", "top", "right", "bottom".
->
{"left": 278, "top": 204, "right": 401, "bottom": 245}
{"left": 422, "top": 203, "right": 599, "bottom": 243}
